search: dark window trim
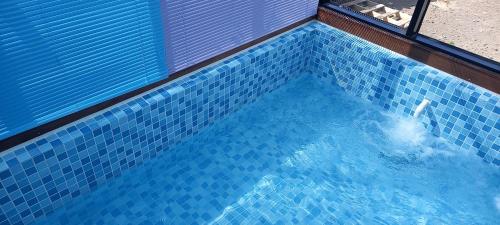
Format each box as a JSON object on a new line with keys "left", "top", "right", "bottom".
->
{"left": 321, "top": 2, "right": 500, "bottom": 74}
{"left": 405, "top": 0, "right": 430, "bottom": 37}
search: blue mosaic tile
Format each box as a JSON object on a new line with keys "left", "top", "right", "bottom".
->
{"left": 0, "top": 21, "right": 498, "bottom": 224}
{"left": 306, "top": 22, "right": 499, "bottom": 165}
{"left": 28, "top": 75, "right": 500, "bottom": 225}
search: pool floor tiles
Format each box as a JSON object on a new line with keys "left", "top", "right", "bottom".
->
{"left": 32, "top": 76, "right": 500, "bottom": 225}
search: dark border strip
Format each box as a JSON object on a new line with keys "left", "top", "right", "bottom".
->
{"left": 317, "top": 7, "right": 500, "bottom": 93}
{"left": 321, "top": 3, "right": 500, "bottom": 74}
{"left": 0, "top": 17, "right": 314, "bottom": 152}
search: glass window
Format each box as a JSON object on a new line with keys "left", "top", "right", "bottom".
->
{"left": 419, "top": 0, "right": 499, "bottom": 62}
{"left": 327, "top": 0, "right": 419, "bottom": 30}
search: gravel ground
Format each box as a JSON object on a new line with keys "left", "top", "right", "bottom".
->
{"left": 419, "top": 0, "right": 500, "bottom": 61}
{"left": 330, "top": 0, "right": 499, "bottom": 62}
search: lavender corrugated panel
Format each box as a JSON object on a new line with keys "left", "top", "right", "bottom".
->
{"left": 161, "top": 0, "right": 319, "bottom": 73}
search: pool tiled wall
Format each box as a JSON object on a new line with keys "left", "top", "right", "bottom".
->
{"left": 0, "top": 27, "right": 314, "bottom": 225}
{"left": 307, "top": 22, "right": 499, "bottom": 165}
{"left": 0, "top": 21, "right": 498, "bottom": 225}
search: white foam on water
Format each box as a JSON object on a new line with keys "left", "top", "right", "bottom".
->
{"left": 352, "top": 110, "right": 463, "bottom": 161}
{"left": 385, "top": 116, "right": 427, "bottom": 147}
{"left": 384, "top": 116, "right": 457, "bottom": 159}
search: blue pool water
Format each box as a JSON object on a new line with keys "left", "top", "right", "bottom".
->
{"left": 34, "top": 75, "right": 499, "bottom": 225}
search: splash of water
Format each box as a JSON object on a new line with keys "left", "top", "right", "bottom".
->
{"left": 385, "top": 117, "right": 427, "bottom": 147}
{"left": 384, "top": 116, "right": 455, "bottom": 159}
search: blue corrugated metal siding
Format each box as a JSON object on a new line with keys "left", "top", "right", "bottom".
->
{"left": 0, "top": 0, "right": 317, "bottom": 140}
{"left": 162, "top": 0, "right": 319, "bottom": 72}
{"left": 0, "top": 0, "right": 167, "bottom": 139}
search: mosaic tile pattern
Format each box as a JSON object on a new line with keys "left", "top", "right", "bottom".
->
{"left": 0, "top": 21, "right": 499, "bottom": 225}
{"left": 30, "top": 75, "right": 500, "bottom": 225}
{"left": 307, "top": 22, "right": 499, "bottom": 165}
{"left": 0, "top": 26, "right": 314, "bottom": 225}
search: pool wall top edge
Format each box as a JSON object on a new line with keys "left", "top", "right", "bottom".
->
{"left": 0, "top": 21, "right": 498, "bottom": 225}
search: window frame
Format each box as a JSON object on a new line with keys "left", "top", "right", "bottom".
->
{"left": 321, "top": 0, "right": 500, "bottom": 74}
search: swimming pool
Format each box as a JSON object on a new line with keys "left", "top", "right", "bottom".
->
{"left": 33, "top": 75, "right": 500, "bottom": 224}
{"left": 1, "top": 21, "right": 499, "bottom": 224}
